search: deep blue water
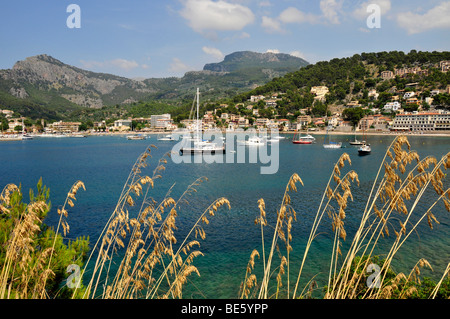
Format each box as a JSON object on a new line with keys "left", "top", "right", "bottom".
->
{"left": 0, "top": 134, "right": 449, "bottom": 298}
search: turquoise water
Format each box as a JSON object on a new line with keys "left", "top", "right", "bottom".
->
{"left": 0, "top": 134, "right": 449, "bottom": 298}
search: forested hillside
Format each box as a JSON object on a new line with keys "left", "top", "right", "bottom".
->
{"left": 229, "top": 50, "right": 450, "bottom": 116}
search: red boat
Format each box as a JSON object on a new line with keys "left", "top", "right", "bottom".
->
{"left": 293, "top": 133, "right": 316, "bottom": 144}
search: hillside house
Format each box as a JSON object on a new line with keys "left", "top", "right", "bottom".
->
{"left": 403, "top": 92, "right": 416, "bottom": 99}
{"left": 384, "top": 101, "right": 402, "bottom": 112}
{"left": 380, "top": 70, "right": 394, "bottom": 80}
{"left": 368, "top": 89, "right": 379, "bottom": 100}
{"left": 255, "top": 118, "right": 270, "bottom": 128}
{"left": 297, "top": 115, "right": 311, "bottom": 127}
{"left": 440, "top": 61, "right": 450, "bottom": 73}
{"left": 311, "top": 86, "right": 329, "bottom": 102}
{"left": 1, "top": 110, "right": 14, "bottom": 118}
{"left": 265, "top": 99, "right": 278, "bottom": 107}
{"left": 249, "top": 95, "right": 265, "bottom": 103}
{"left": 405, "top": 97, "right": 420, "bottom": 106}
{"left": 347, "top": 101, "right": 362, "bottom": 108}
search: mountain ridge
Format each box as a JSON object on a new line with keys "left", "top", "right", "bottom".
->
{"left": 0, "top": 51, "right": 309, "bottom": 119}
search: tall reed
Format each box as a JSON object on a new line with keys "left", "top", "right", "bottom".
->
{"left": 0, "top": 179, "right": 87, "bottom": 299}
{"left": 2, "top": 135, "right": 448, "bottom": 299}
{"left": 75, "top": 146, "right": 230, "bottom": 299}
{"left": 242, "top": 135, "right": 449, "bottom": 299}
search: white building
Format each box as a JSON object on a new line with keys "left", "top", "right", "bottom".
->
{"left": 50, "top": 121, "right": 82, "bottom": 133}
{"left": 249, "top": 95, "right": 265, "bottom": 103}
{"left": 1, "top": 110, "right": 14, "bottom": 118}
{"left": 311, "top": 86, "right": 329, "bottom": 102}
{"left": 380, "top": 70, "right": 394, "bottom": 80}
{"left": 391, "top": 111, "right": 450, "bottom": 132}
{"left": 114, "top": 119, "right": 132, "bottom": 130}
{"left": 150, "top": 114, "right": 173, "bottom": 129}
{"left": 368, "top": 89, "right": 379, "bottom": 100}
{"left": 403, "top": 92, "right": 415, "bottom": 99}
{"left": 383, "top": 101, "right": 402, "bottom": 112}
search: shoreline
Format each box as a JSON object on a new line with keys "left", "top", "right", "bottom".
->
{"left": 102, "top": 130, "right": 450, "bottom": 138}
{"left": 3, "top": 130, "right": 450, "bottom": 141}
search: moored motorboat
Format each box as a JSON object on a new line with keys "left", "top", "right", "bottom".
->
{"left": 323, "top": 142, "right": 342, "bottom": 149}
{"left": 293, "top": 133, "right": 316, "bottom": 144}
{"left": 240, "top": 136, "right": 265, "bottom": 146}
{"left": 127, "top": 134, "right": 146, "bottom": 140}
{"left": 358, "top": 143, "right": 371, "bottom": 155}
{"left": 157, "top": 134, "right": 175, "bottom": 141}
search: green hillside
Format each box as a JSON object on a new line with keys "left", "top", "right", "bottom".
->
{"left": 0, "top": 51, "right": 308, "bottom": 121}
{"left": 229, "top": 50, "right": 450, "bottom": 115}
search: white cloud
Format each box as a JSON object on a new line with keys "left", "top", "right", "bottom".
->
{"left": 279, "top": 7, "right": 319, "bottom": 24}
{"left": 289, "top": 51, "right": 306, "bottom": 60}
{"left": 261, "top": 2, "right": 340, "bottom": 33}
{"left": 353, "top": 0, "right": 391, "bottom": 19}
{"left": 180, "top": 0, "right": 255, "bottom": 33}
{"left": 169, "top": 58, "right": 190, "bottom": 73}
{"left": 397, "top": 2, "right": 450, "bottom": 34}
{"left": 109, "top": 59, "right": 139, "bottom": 71}
{"left": 266, "top": 49, "right": 280, "bottom": 54}
{"left": 320, "top": 0, "right": 342, "bottom": 25}
{"left": 79, "top": 60, "right": 104, "bottom": 69}
{"left": 118, "top": 24, "right": 136, "bottom": 31}
{"left": 261, "top": 16, "right": 284, "bottom": 33}
{"left": 202, "top": 47, "right": 225, "bottom": 60}
{"left": 258, "top": 1, "right": 271, "bottom": 7}
{"left": 238, "top": 32, "right": 251, "bottom": 39}
{"left": 80, "top": 58, "right": 144, "bottom": 72}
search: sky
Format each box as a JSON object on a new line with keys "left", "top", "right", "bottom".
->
{"left": 0, "top": 0, "right": 449, "bottom": 79}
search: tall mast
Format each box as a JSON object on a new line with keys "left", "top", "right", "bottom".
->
{"left": 196, "top": 88, "right": 200, "bottom": 140}
{"left": 197, "top": 88, "right": 199, "bottom": 124}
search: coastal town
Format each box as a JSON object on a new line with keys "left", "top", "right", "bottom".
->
{"left": 1, "top": 60, "right": 450, "bottom": 138}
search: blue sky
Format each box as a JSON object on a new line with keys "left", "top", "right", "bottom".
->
{"left": 1, "top": 0, "right": 449, "bottom": 79}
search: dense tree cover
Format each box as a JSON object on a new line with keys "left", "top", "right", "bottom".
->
{"left": 0, "top": 180, "right": 90, "bottom": 299}
{"left": 343, "top": 107, "right": 366, "bottom": 127}
{"left": 230, "top": 50, "right": 450, "bottom": 115}
{"left": 179, "top": 49, "right": 450, "bottom": 124}
{"left": 0, "top": 115, "right": 8, "bottom": 131}
{"left": 328, "top": 255, "right": 450, "bottom": 299}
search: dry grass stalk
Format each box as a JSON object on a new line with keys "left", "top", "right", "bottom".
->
{"left": 244, "top": 136, "right": 448, "bottom": 300}
{"left": 326, "top": 137, "right": 449, "bottom": 299}
{"left": 0, "top": 184, "right": 54, "bottom": 299}
{"left": 76, "top": 146, "right": 230, "bottom": 299}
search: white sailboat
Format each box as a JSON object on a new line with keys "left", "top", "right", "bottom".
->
{"left": 349, "top": 135, "right": 364, "bottom": 146}
{"left": 323, "top": 126, "right": 342, "bottom": 149}
{"left": 180, "top": 88, "right": 225, "bottom": 155}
